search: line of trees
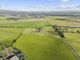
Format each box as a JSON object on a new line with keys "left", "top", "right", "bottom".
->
{"left": 53, "top": 25, "right": 65, "bottom": 38}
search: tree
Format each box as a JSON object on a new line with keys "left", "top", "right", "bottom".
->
{"left": 53, "top": 25, "right": 65, "bottom": 38}
{"left": 77, "top": 30, "right": 80, "bottom": 33}
{"left": 35, "top": 27, "right": 42, "bottom": 32}
{"left": 58, "top": 31, "right": 65, "bottom": 38}
{"left": 53, "top": 25, "right": 59, "bottom": 32}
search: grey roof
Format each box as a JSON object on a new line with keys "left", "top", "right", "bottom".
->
{"left": 10, "top": 56, "right": 19, "bottom": 60}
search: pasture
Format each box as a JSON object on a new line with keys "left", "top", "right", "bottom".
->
{"left": 0, "top": 16, "right": 80, "bottom": 60}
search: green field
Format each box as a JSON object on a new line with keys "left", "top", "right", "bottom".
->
{"left": 0, "top": 16, "right": 80, "bottom": 60}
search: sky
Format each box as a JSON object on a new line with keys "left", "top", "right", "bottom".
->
{"left": 0, "top": 0, "right": 80, "bottom": 11}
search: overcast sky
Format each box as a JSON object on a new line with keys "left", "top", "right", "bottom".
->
{"left": 0, "top": 0, "right": 80, "bottom": 11}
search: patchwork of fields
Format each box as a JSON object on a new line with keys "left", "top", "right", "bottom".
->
{"left": 0, "top": 16, "right": 80, "bottom": 60}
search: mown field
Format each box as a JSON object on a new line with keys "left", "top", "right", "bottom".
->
{"left": 0, "top": 16, "right": 80, "bottom": 60}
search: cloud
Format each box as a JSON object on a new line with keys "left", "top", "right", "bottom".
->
{"left": 43, "top": 0, "right": 52, "bottom": 1}
{"left": 0, "top": 3, "right": 5, "bottom": 9}
{"left": 61, "top": 0, "right": 69, "bottom": 2}
{"left": 49, "top": 0, "right": 53, "bottom": 2}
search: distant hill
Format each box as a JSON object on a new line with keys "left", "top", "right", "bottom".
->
{"left": 0, "top": 9, "right": 80, "bottom": 17}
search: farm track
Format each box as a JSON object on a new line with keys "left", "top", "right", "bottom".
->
{"left": 0, "top": 21, "right": 22, "bottom": 25}
{"left": 0, "top": 29, "right": 20, "bottom": 34}
{"left": 0, "top": 27, "right": 27, "bottom": 34}
{"left": 62, "top": 38, "right": 80, "bottom": 60}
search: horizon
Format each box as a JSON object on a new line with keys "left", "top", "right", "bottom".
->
{"left": 0, "top": 0, "right": 80, "bottom": 11}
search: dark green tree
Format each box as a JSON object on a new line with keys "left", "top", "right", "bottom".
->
{"left": 53, "top": 25, "right": 65, "bottom": 38}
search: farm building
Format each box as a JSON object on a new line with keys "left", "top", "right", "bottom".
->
{"left": 0, "top": 47, "right": 24, "bottom": 60}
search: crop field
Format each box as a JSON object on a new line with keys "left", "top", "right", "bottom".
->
{"left": 0, "top": 16, "right": 80, "bottom": 60}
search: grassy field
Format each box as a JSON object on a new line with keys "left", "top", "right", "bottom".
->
{"left": 65, "top": 33, "right": 80, "bottom": 55}
{"left": 0, "top": 16, "right": 80, "bottom": 60}
{"left": 0, "top": 21, "right": 50, "bottom": 28}
{"left": 14, "top": 34, "right": 76, "bottom": 60}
